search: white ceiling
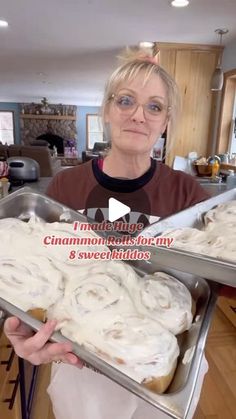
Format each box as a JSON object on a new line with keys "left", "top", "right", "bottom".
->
{"left": 0, "top": 0, "right": 236, "bottom": 106}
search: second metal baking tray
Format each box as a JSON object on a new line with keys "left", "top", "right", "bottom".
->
{"left": 139, "top": 189, "right": 236, "bottom": 288}
{"left": 0, "top": 187, "right": 218, "bottom": 419}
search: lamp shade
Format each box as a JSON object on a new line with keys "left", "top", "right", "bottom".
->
{"left": 210, "top": 66, "right": 224, "bottom": 91}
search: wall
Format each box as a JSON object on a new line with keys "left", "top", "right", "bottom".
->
{"left": 0, "top": 103, "right": 21, "bottom": 144}
{"left": 77, "top": 106, "right": 100, "bottom": 156}
{"left": 222, "top": 39, "right": 236, "bottom": 72}
{"left": 0, "top": 103, "right": 100, "bottom": 156}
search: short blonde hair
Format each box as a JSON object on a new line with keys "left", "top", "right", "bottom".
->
{"left": 101, "top": 48, "right": 181, "bottom": 152}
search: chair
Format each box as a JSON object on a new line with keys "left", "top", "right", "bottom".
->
{"left": 21, "top": 146, "right": 61, "bottom": 177}
{"left": 82, "top": 142, "right": 108, "bottom": 163}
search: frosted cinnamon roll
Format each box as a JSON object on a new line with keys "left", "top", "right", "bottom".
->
{"left": 48, "top": 262, "right": 136, "bottom": 326}
{"left": 160, "top": 227, "right": 210, "bottom": 254}
{"left": 126, "top": 272, "right": 193, "bottom": 335}
{"left": 0, "top": 255, "right": 63, "bottom": 311}
{"left": 60, "top": 312, "right": 179, "bottom": 394}
{"left": 0, "top": 217, "right": 32, "bottom": 232}
{"left": 35, "top": 221, "right": 109, "bottom": 266}
{"left": 0, "top": 218, "right": 34, "bottom": 255}
{"left": 204, "top": 200, "right": 236, "bottom": 225}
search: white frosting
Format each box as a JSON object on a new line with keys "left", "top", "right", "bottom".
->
{"left": 204, "top": 201, "right": 236, "bottom": 224}
{"left": 48, "top": 262, "right": 137, "bottom": 324}
{"left": 126, "top": 272, "right": 193, "bottom": 335}
{"left": 59, "top": 312, "right": 179, "bottom": 383}
{"left": 159, "top": 200, "right": 236, "bottom": 263}
{"left": 0, "top": 217, "right": 192, "bottom": 385}
{"left": 0, "top": 255, "right": 63, "bottom": 311}
{"left": 182, "top": 346, "right": 195, "bottom": 365}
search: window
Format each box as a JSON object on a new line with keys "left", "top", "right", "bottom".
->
{"left": 229, "top": 93, "right": 236, "bottom": 154}
{"left": 86, "top": 114, "right": 104, "bottom": 150}
{"left": 0, "top": 111, "right": 15, "bottom": 145}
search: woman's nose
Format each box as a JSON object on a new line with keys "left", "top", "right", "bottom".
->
{"left": 131, "top": 104, "right": 145, "bottom": 123}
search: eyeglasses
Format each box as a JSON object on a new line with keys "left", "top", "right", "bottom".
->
{"left": 110, "top": 94, "right": 171, "bottom": 121}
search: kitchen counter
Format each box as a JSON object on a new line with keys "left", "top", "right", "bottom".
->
{"left": 195, "top": 176, "right": 234, "bottom": 196}
{"left": 9, "top": 177, "right": 52, "bottom": 195}
{"left": 199, "top": 182, "right": 229, "bottom": 196}
{"left": 7, "top": 175, "right": 235, "bottom": 199}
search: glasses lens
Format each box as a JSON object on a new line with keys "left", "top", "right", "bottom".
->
{"left": 144, "top": 101, "right": 166, "bottom": 120}
{"left": 115, "top": 95, "right": 136, "bottom": 111}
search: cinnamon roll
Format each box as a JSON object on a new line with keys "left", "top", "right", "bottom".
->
{"left": 0, "top": 255, "right": 63, "bottom": 311}
{"left": 48, "top": 262, "right": 136, "bottom": 327}
{"left": 158, "top": 200, "right": 236, "bottom": 263}
{"left": 204, "top": 200, "right": 236, "bottom": 225}
{"left": 125, "top": 271, "right": 193, "bottom": 335}
{"left": 59, "top": 312, "right": 179, "bottom": 394}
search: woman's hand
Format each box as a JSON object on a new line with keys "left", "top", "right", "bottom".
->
{"left": 4, "top": 316, "right": 83, "bottom": 367}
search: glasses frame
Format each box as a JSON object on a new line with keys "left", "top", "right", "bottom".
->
{"left": 110, "top": 93, "right": 171, "bottom": 121}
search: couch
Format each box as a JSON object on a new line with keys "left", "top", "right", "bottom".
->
{"left": 0, "top": 144, "right": 61, "bottom": 177}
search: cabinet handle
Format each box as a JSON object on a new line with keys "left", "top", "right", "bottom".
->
{"left": 3, "top": 373, "right": 19, "bottom": 409}
{"left": 0, "top": 346, "right": 15, "bottom": 371}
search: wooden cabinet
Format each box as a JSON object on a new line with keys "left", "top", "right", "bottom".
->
{"left": 158, "top": 43, "right": 223, "bottom": 166}
{"left": 0, "top": 331, "right": 21, "bottom": 419}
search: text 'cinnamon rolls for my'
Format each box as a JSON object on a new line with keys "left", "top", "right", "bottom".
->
{"left": 0, "top": 217, "right": 194, "bottom": 393}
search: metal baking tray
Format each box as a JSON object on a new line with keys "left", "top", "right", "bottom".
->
{"left": 139, "top": 189, "right": 236, "bottom": 288}
{"left": 0, "top": 188, "right": 218, "bottom": 419}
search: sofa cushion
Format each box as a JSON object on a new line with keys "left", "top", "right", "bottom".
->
{"left": 0, "top": 144, "right": 8, "bottom": 159}
{"left": 8, "top": 145, "right": 22, "bottom": 157}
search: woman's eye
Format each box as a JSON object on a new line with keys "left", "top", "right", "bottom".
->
{"left": 148, "top": 102, "right": 162, "bottom": 113}
{"left": 117, "top": 96, "right": 134, "bottom": 107}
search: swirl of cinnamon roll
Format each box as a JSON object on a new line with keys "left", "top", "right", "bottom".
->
{"left": 161, "top": 227, "right": 210, "bottom": 254}
{"left": 126, "top": 272, "right": 193, "bottom": 335}
{"left": 34, "top": 221, "right": 109, "bottom": 266}
{"left": 0, "top": 218, "right": 34, "bottom": 255}
{"left": 48, "top": 262, "right": 136, "bottom": 325}
{"left": 60, "top": 312, "right": 179, "bottom": 393}
{"left": 204, "top": 200, "right": 236, "bottom": 225}
{"left": 0, "top": 255, "right": 63, "bottom": 311}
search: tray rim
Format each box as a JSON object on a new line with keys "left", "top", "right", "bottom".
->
{"left": 139, "top": 189, "right": 236, "bottom": 288}
{"left": 0, "top": 291, "right": 218, "bottom": 419}
{"left": 0, "top": 187, "right": 219, "bottom": 418}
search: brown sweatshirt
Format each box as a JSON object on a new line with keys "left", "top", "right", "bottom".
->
{"left": 46, "top": 158, "right": 209, "bottom": 226}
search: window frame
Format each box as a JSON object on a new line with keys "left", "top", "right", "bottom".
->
{"left": 86, "top": 113, "right": 104, "bottom": 150}
{"left": 0, "top": 110, "right": 15, "bottom": 145}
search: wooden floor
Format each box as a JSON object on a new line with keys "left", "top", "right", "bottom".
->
{"left": 31, "top": 303, "right": 236, "bottom": 419}
{"left": 193, "top": 303, "right": 236, "bottom": 419}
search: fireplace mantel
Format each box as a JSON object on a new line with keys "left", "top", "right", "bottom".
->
{"left": 21, "top": 114, "right": 76, "bottom": 121}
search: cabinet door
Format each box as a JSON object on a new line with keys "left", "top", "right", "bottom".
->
{"left": 159, "top": 48, "right": 176, "bottom": 78}
{"left": 159, "top": 45, "right": 220, "bottom": 166}
{"left": 0, "top": 331, "right": 22, "bottom": 419}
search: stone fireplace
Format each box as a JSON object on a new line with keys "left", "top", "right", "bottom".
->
{"left": 19, "top": 103, "right": 77, "bottom": 151}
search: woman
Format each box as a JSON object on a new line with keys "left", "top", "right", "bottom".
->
{"left": 3, "top": 48, "right": 225, "bottom": 419}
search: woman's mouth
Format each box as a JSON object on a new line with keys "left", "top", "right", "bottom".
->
{"left": 123, "top": 129, "right": 147, "bottom": 136}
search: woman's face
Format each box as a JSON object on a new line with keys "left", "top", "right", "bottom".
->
{"left": 105, "top": 72, "right": 169, "bottom": 156}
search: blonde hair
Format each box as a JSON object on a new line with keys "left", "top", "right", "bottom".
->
{"left": 101, "top": 47, "right": 181, "bottom": 155}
